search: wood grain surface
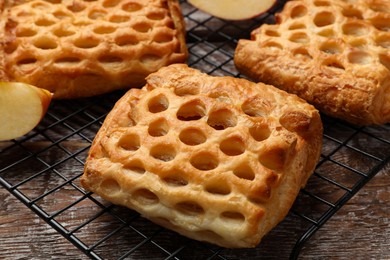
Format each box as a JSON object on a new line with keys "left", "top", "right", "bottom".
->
{"left": 1, "top": 1, "right": 390, "bottom": 259}
{"left": 1, "top": 162, "right": 389, "bottom": 259}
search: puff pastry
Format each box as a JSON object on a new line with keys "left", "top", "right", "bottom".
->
{"left": 81, "top": 64, "right": 323, "bottom": 248}
{"left": 0, "top": 0, "right": 187, "bottom": 98}
{"left": 235, "top": 0, "right": 390, "bottom": 125}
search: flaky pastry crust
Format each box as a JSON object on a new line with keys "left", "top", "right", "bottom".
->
{"left": 235, "top": 0, "right": 390, "bottom": 125}
{"left": 0, "top": 0, "right": 187, "bottom": 98}
{"left": 81, "top": 64, "right": 323, "bottom": 248}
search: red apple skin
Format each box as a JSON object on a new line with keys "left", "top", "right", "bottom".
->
{"left": 0, "top": 82, "right": 53, "bottom": 141}
{"left": 188, "top": 0, "right": 278, "bottom": 21}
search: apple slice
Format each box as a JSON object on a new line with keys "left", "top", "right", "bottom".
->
{"left": 0, "top": 82, "right": 52, "bottom": 141}
{"left": 188, "top": 0, "right": 277, "bottom": 20}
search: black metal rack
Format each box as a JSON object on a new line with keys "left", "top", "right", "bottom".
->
{"left": 1, "top": 1, "right": 390, "bottom": 259}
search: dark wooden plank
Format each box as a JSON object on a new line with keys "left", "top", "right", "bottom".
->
{"left": 1, "top": 162, "right": 389, "bottom": 259}
{"left": 0, "top": 189, "right": 87, "bottom": 259}
{"left": 300, "top": 163, "right": 390, "bottom": 259}
{"left": 1, "top": 1, "right": 390, "bottom": 259}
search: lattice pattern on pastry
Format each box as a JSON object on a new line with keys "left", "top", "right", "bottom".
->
{"left": 252, "top": 0, "right": 390, "bottom": 71}
{"left": 235, "top": 0, "right": 390, "bottom": 125}
{"left": 81, "top": 64, "right": 323, "bottom": 248}
{"left": 1, "top": 0, "right": 187, "bottom": 98}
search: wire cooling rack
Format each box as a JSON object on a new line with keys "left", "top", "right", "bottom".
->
{"left": 1, "top": 1, "right": 390, "bottom": 259}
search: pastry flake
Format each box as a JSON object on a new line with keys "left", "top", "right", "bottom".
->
{"left": 81, "top": 64, "right": 323, "bottom": 248}
{"left": 0, "top": 0, "right": 187, "bottom": 98}
{"left": 235, "top": 0, "right": 390, "bottom": 125}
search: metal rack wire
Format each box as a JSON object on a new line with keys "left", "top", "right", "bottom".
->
{"left": 1, "top": 1, "right": 390, "bottom": 259}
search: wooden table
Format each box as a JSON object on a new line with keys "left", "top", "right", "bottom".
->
{"left": 1, "top": 1, "right": 390, "bottom": 259}
{"left": 1, "top": 162, "right": 389, "bottom": 259}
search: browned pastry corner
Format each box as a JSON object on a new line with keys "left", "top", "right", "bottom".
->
{"left": 0, "top": 0, "right": 187, "bottom": 98}
{"left": 80, "top": 64, "right": 323, "bottom": 248}
{"left": 234, "top": 0, "right": 390, "bottom": 125}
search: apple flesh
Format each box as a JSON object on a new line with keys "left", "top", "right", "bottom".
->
{"left": 188, "top": 0, "right": 277, "bottom": 20}
{"left": 0, "top": 82, "right": 52, "bottom": 141}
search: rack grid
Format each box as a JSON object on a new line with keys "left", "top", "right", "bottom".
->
{"left": 1, "top": 1, "right": 390, "bottom": 259}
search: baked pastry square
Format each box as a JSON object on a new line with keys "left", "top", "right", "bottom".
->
{"left": 235, "top": 0, "right": 390, "bottom": 125}
{"left": 81, "top": 64, "right": 323, "bottom": 248}
{"left": 0, "top": 0, "right": 187, "bottom": 98}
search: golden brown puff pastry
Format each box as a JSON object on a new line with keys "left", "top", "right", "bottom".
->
{"left": 235, "top": 0, "right": 390, "bottom": 125}
{"left": 81, "top": 64, "right": 323, "bottom": 248}
{"left": 0, "top": 0, "right": 187, "bottom": 98}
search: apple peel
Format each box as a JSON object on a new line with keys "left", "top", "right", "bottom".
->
{"left": 188, "top": 0, "right": 277, "bottom": 20}
{"left": 0, "top": 82, "right": 52, "bottom": 141}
